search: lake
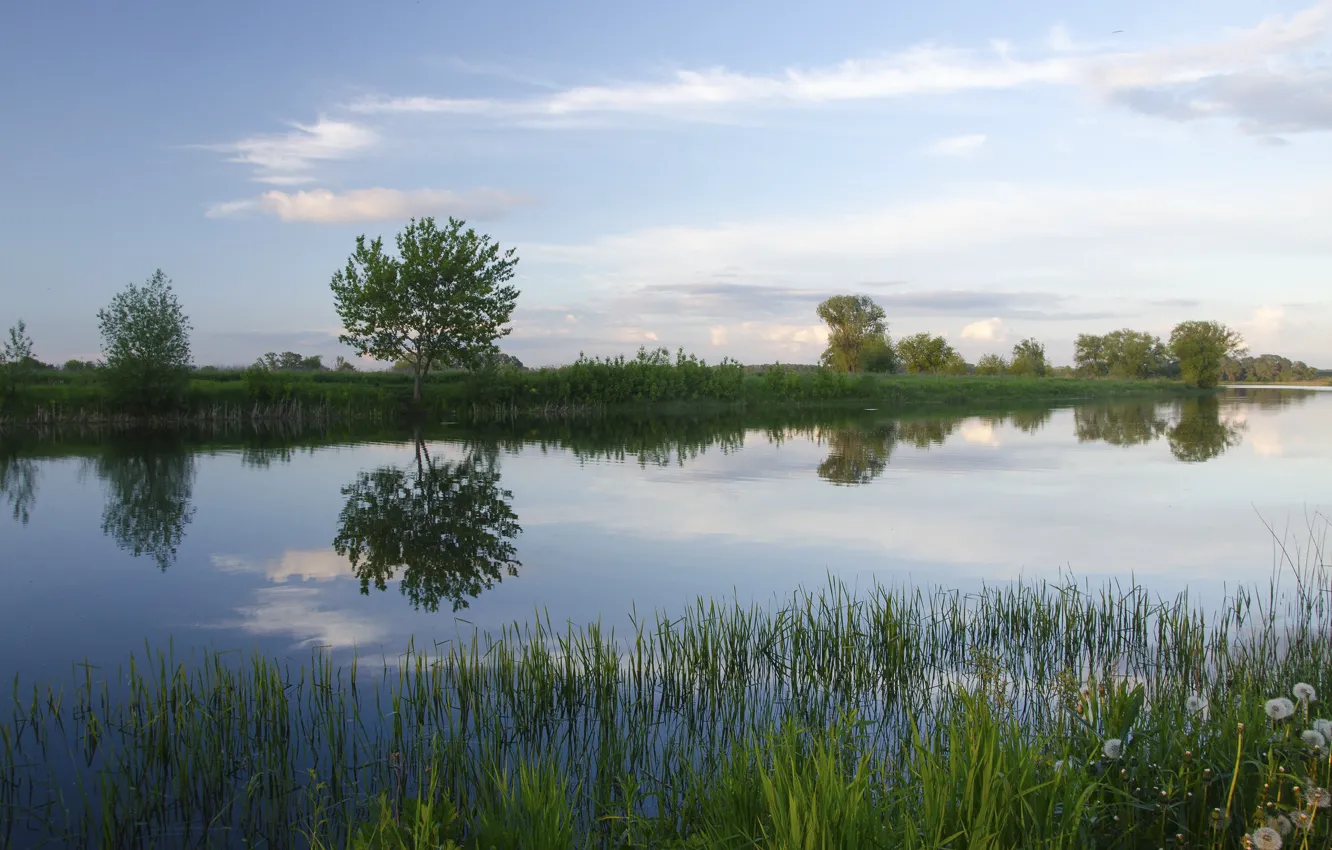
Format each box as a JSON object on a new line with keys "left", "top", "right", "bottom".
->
{"left": 2, "top": 387, "right": 1329, "bottom": 687}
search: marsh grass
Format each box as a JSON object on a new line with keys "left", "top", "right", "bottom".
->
{"left": 2, "top": 517, "right": 1330, "bottom": 849}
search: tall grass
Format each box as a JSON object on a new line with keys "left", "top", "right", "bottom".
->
{"left": 2, "top": 348, "right": 1206, "bottom": 425}
{"left": 2, "top": 517, "right": 1329, "bottom": 848}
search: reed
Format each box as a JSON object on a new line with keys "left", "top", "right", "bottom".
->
{"left": 1, "top": 517, "right": 1328, "bottom": 848}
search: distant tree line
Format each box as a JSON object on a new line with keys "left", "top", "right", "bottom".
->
{"left": 813, "top": 295, "right": 1264, "bottom": 389}
{"left": 1220, "top": 354, "right": 1319, "bottom": 383}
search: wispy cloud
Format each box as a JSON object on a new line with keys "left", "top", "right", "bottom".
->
{"left": 925, "top": 133, "right": 987, "bottom": 157}
{"left": 202, "top": 118, "right": 378, "bottom": 184}
{"left": 348, "top": 3, "right": 1332, "bottom": 136}
{"left": 206, "top": 187, "right": 530, "bottom": 223}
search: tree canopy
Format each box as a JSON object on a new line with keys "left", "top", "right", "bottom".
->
{"left": 896, "top": 333, "right": 963, "bottom": 374}
{"left": 1075, "top": 329, "right": 1173, "bottom": 379}
{"left": 96, "top": 270, "right": 193, "bottom": 412}
{"left": 331, "top": 217, "right": 520, "bottom": 402}
{"left": 1169, "top": 321, "right": 1245, "bottom": 388}
{"left": 1008, "top": 338, "right": 1048, "bottom": 377}
{"left": 816, "top": 295, "right": 894, "bottom": 374}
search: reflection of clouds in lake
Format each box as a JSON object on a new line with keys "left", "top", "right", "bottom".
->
{"left": 212, "top": 549, "right": 352, "bottom": 583}
{"left": 1250, "top": 426, "right": 1284, "bottom": 457}
{"left": 959, "top": 419, "right": 1000, "bottom": 447}
{"left": 216, "top": 585, "right": 389, "bottom": 649}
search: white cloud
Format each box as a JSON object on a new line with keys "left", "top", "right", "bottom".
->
{"left": 213, "top": 549, "right": 351, "bottom": 583}
{"left": 530, "top": 179, "right": 1332, "bottom": 282}
{"left": 206, "top": 187, "right": 530, "bottom": 223}
{"left": 925, "top": 133, "right": 987, "bottom": 157}
{"left": 203, "top": 118, "right": 378, "bottom": 184}
{"left": 349, "top": 3, "right": 1332, "bottom": 135}
{"left": 961, "top": 317, "right": 1006, "bottom": 341}
{"left": 709, "top": 325, "right": 729, "bottom": 346}
{"left": 1248, "top": 305, "right": 1286, "bottom": 336}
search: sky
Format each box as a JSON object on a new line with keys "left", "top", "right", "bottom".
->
{"left": 2, "top": 0, "right": 1330, "bottom": 368}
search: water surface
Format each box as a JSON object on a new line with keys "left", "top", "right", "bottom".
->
{"left": 2, "top": 388, "right": 1328, "bottom": 684}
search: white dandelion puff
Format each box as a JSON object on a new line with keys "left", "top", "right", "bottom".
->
{"left": 1266, "top": 697, "right": 1296, "bottom": 721}
{"left": 1102, "top": 738, "right": 1124, "bottom": 760}
{"left": 1292, "top": 810, "right": 1312, "bottom": 830}
{"left": 1186, "top": 694, "right": 1209, "bottom": 720}
{"left": 1309, "top": 787, "right": 1332, "bottom": 809}
{"left": 1314, "top": 719, "right": 1332, "bottom": 739}
{"left": 1294, "top": 683, "right": 1317, "bottom": 703}
{"left": 1267, "top": 813, "right": 1294, "bottom": 837}
{"left": 1251, "top": 825, "right": 1284, "bottom": 850}
{"left": 1302, "top": 729, "right": 1327, "bottom": 750}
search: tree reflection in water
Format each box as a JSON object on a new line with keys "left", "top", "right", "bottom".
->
{"left": 817, "top": 424, "right": 897, "bottom": 485}
{"left": 0, "top": 449, "right": 39, "bottom": 525}
{"left": 1168, "top": 396, "right": 1246, "bottom": 462}
{"left": 333, "top": 438, "right": 521, "bottom": 612}
{"left": 91, "top": 435, "right": 197, "bottom": 571}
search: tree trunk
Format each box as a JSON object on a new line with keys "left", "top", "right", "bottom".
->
{"left": 413, "top": 366, "right": 423, "bottom": 403}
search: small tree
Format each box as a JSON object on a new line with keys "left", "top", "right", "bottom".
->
{"left": 97, "top": 271, "right": 193, "bottom": 412}
{"left": 1, "top": 320, "right": 36, "bottom": 397}
{"left": 816, "top": 295, "right": 891, "bottom": 374}
{"left": 975, "top": 353, "right": 1008, "bottom": 376}
{"left": 334, "top": 355, "right": 357, "bottom": 372}
{"left": 331, "top": 217, "right": 520, "bottom": 403}
{"left": 896, "top": 332, "right": 958, "bottom": 374}
{"left": 1169, "top": 321, "right": 1245, "bottom": 388}
{"left": 1009, "top": 338, "right": 1048, "bottom": 377}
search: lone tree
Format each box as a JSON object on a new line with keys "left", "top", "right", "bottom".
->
{"left": 1, "top": 319, "right": 36, "bottom": 398}
{"left": 1169, "top": 321, "right": 1245, "bottom": 388}
{"left": 1008, "top": 337, "right": 1048, "bottom": 377}
{"left": 331, "top": 217, "right": 520, "bottom": 403}
{"left": 816, "top": 295, "right": 894, "bottom": 374}
{"left": 97, "top": 270, "right": 193, "bottom": 412}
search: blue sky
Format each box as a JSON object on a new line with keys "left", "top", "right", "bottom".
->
{"left": 2, "top": 0, "right": 1330, "bottom": 367}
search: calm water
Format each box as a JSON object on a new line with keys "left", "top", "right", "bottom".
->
{"left": 2, "top": 388, "right": 1329, "bottom": 684}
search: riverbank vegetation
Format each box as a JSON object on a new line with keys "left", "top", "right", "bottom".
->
{"left": 3, "top": 217, "right": 1321, "bottom": 423}
{"left": 1, "top": 518, "right": 1329, "bottom": 848}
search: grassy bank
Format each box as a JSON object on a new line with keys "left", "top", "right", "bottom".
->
{"left": 3, "top": 522, "right": 1330, "bottom": 848}
{"left": 1, "top": 357, "right": 1205, "bottom": 425}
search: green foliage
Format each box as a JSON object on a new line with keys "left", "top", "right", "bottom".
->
{"left": 1169, "top": 320, "right": 1245, "bottom": 388}
{"left": 1076, "top": 329, "right": 1174, "bottom": 379}
{"left": 96, "top": 270, "right": 193, "bottom": 413}
{"left": 348, "top": 792, "right": 460, "bottom": 850}
{"left": 975, "top": 353, "right": 1008, "bottom": 376}
{"left": 1008, "top": 337, "right": 1048, "bottom": 377}
{"left": 256, "top": 351, "right": 326, "bottom": 371}
{"left": 896, "top": 332, "right": 959, "bottom": 375}
{"left": 1, "top": 319, "right": 37, "bottom": 401}
{"left": 331, "top": 216, "right": 520, "bottom": 402}
{"left": 816, "top": 295, "right": 892, "bottom": 374}
{"left": 1223, "top": 353, "right": 1321, "bottom": 383}
{"left": 471, "top": 761, "right": 577, "bottom": 850}
{"left": 334, "top": 355, "right": 358, "bottom": 372}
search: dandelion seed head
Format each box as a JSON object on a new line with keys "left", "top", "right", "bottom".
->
{"left": 1315, "top": 719, "right": 1332, "bottom": 739}
{"left": 1310, "top": 787, "right": 1331, "bottom": 809}
{"left": 1266, "top": 697, "right": 1296, "bottom": 721}
{"left": 1267, "top": 813, "right": 1293, "bottom": 837}
{"left": 1301, "top": 729, "right": 1327, "bottom": 750}
{"left": 1294, "top": 683, "right": 1317, "bottom": 703}
{"left": 1251, "top": 825, "right": 1284, "bottom": 849}
{"left": 1103, "top": 738, "right": 1124, "bottom": 760}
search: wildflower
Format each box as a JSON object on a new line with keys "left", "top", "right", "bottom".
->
{"left": 1294, "top": 683, "right": 1317, "bottom": 703}
{"left": 1292, "top": 810, "right": 1311, "bottom": 829}
{"left": 1301, "top": 729, "right": 1327, "bottom": 750}
{"left": 1266, "top": 814, "right": 1293, "bottom": 837}
{"left": 1103, "top": 738, "right": 1124, "bottom": 760}
{"left": 1309, "top": 787, "right": 1332, "bottom": 809}
{"left": 1251, "top": 826, "right": 1284, "bottom": 849}
{"left": 1315, "top": 719, "right": 1332, "bottom": 739}
{"left": 1267, "top": 697, "right": 1296, "bottom": 721}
